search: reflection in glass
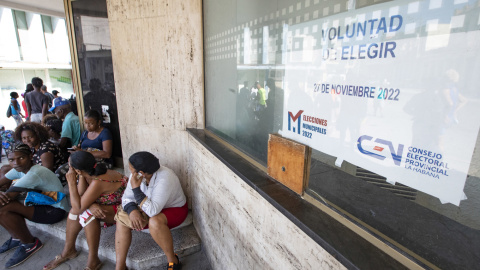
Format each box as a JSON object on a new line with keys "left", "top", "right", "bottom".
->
{"left": 71, "top": 0, "right": 122, "bottom": 161}
{"left": 204, "top": 0, "right": 480, "bottom": 268}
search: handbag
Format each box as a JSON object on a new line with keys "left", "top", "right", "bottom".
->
{"left": 114, "top": 205, "right": 149, "bottom": 229}
{"left": 6, "top": 104, "right": 12, "bottom": 118}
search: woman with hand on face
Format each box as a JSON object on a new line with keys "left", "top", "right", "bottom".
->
{"left": 71, "top": 110, "right": 113, "bottom": 167}
{"left": 14, "top": 122, "right": 65, "bottom": 172}
{"left": 43, "top": 151, "right": 128, "bottom": 270}
{"left": 115, "top": 152, "right": 187, "bottom": 270}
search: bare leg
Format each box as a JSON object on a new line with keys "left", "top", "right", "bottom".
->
{"left": 115, "top": 223, "right": 132, "bottom": 270}
{"left": 84, "top": 219, "right": 102, "bottom": 269}
{"left": 0, "top": 201, "right": 35, "bottom": 243}
{"left": 60, "top": 212, "right": 83, "bottom": 257}
{"left": 148, "top": 214, "right": 178, "bottom": 264}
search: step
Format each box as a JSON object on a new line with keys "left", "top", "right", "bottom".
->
{"left": 26, "top": 212, "right": 201, "bottom": 269}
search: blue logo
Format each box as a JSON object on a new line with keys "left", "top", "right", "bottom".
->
{"left": 357, "top": 135, "right": 404, "bottom": 166}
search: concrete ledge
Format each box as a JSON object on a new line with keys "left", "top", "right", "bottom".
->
{"left": 26, "top": 213, "right": 201, "bottom": 269}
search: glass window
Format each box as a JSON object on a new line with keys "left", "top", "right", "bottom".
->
{"left": 204, "top": 0, "right": 480, "bottom": 268}
{"left": 71, "top": 0, "right": 123, "bottom": 162}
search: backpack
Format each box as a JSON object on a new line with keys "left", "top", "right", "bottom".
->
{"left": 6, "top": 103, "right": 12, "bottom": 118}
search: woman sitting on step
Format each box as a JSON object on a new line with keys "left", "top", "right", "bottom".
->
{"left": 115, "top": 151, "right": 187, "bottom": 270}
{"left": 44, "top": 151, "right": 128, "bottom": 270}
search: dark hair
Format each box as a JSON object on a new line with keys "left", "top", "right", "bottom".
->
{"left": 31, "top": 77, "right": 43, "bottom": 88}
{"left": 52, "top": 90, "right": 59, "bottom": 95}
{"left": 45, "top": 119, "right": 63, "bottom": 135}
{"left": 70, "top": 151, "right": 108, "bottom": 176}
{"left": 26, "top": 83, "right": 34, "bottom": 92}
{"left": 10, "top": 92, "right": 18, "bottom": 98}
{"left": 84, "top": 110, "right": 103, "bottom": 123}
{"left": 41, "top": 85, "right": 47, "bottom": 91}
{"left": 128, "top": 152, "right": 160, "bottom": 174}
{"left": 42, "top": 114, "right": 57, "bottom": 125}
{"left": 89, "top": 78, "right": 102, "bottom": 91}
{"left": 14, "top": 122, "right": 49, "bottom": 144}
{"left": 7, "top": 143, "right": 33, "bottom": 156}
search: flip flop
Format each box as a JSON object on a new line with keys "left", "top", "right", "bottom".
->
{"left": 84, "top": 262, "right": 103, "bottom": 270}
{"left": 43, "top": 251, "right": 80, "bottom": 270}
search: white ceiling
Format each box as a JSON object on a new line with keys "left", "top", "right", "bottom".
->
{"left": 0, "top": 0, "right": 65, "bottom": 17}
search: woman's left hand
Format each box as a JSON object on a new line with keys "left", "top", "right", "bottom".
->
{"left": 66, "top": 165, "right": 78, "bottom": 184}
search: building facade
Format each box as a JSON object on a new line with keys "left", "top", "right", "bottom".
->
{"left": 11, "top": 0, "right": 479, "bottom": 269}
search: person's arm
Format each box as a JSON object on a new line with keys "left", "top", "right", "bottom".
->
{"left": 88, "top": 140, "right": 113, "bottom": 159}
{"left": 59, "top": 137, "right": 72, "bottom": 152}
{"left": 39, "top": 152, "right": 55, "bottom": 171}
{"left": 132, "top": 173, "right": 170, "bottom": 217}
{"left": 0, "top": 175, "right": 12, "bottom": 191}
{"left": 66, "top": 167, "right": 104, "bottom": 215}
{"left": 25, "top": 98, "right": 32, "bottom": 121}
{"left": 41, "top": 103, "right": 48, "bottom": 123}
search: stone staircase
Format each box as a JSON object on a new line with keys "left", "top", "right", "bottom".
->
{"left": 27, "top": 212, "right": 202, "bottom": 269}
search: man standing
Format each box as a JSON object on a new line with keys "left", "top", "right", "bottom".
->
{"left": 41, "top": 85, "right": 55, "bottom": 108}
{"left": 25, "top": 78, "right": 49, "bottom": 123}
{"left": 49, "top": 97, "right": 81, "bottom": 153}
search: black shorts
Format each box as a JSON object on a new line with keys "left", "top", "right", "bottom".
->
{"left": 31, "top": 206, "right": 66, "bottom": 224}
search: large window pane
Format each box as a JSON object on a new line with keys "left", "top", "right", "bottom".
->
{"left": 204, "top": 0, "right": 480, "bottom": 268}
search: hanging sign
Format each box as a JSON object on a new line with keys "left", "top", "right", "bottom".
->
{"left": 281, "top": 2, "right": 480, "bottom": 206}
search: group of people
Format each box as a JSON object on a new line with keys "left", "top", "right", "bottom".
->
{"left": 7, "top": 77, "right": 61, "bottom": 127}
{"left": 0, "top": 77, "right": 187, "bottom": 270}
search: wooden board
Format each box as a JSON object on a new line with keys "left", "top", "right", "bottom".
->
{"left": 267, "top": 134, "right": 311, "bottom": 195}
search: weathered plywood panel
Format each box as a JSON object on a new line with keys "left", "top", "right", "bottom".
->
{"left": 268, "top": 134, "right": 310, "bottom": 195}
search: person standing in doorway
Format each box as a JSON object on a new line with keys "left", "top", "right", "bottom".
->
{"left": 9, "top": 92, "right": 24, "bottom": 127}
{"left": 25, "top": 78, "right": 49, "bottom": 123}
{"left": 41, "top": 85, "right": 55, "bottom": 108}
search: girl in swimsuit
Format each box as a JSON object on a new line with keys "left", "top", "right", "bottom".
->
{"left": 44, "top": 151, "right": 127, "bottom": 270}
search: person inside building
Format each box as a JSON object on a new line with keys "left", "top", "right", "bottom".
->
{"left": 41, "top": 85, "right": 55, "bottom": 108}
{"left": 9, "top": 92, "right": 25, "bottom": 127}
{"left": 52, "top": 90, "right": 60, "bottom": 99}
{"left": 115, "top": 151, "right": 187, "bottom": 270}
{"left": 71, "top": 109, "right": 113, "bottom": 167}
{"left": 21, "top": 84, "right": 34, "bottom": 120}
{"left": 25, "top": 77, "right": 49, "bottom": 123}
{"left": 0, "top": 143, "right": 68, "bottom": 268}
{"left": 43, "top": 151, "right": 128, "bottom": 270}
{"left": 49, "top": 97, "right": 81, "bottom": 154}
{"left": 14, "top": 122, "right": 66, "bottom": 172}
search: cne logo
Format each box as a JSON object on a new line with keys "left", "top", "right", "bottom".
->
{"left": 357, "top": 135, "right": 404, "bottom": 166}
{"left": 287, "top": 110, "right": 304, "bottom": 134}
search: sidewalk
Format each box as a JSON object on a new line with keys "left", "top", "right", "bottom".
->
{"left": 0, "top": 222, "right": 210, "bottom": 270}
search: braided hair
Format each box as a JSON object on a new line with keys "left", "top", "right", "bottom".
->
{"left": 6, "top": 143, "right": 33, "bottom": 156}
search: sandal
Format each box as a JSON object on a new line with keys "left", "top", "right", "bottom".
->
{"left": 43, "top": 251, "right": 80, "bottom": 270}
{"left": 84, "top": 262, "right": 103, "bottom": 270}
{"left": 167, "top": 254, "right": 181, "bottom": 270}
